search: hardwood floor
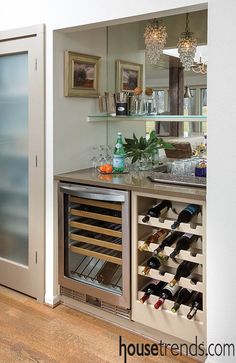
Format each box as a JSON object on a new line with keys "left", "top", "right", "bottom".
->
{"left": 0, "top": 286, "right": 197, "bottom": 363}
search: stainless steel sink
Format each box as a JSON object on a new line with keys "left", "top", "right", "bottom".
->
{"left": 148, "top": 164, "right": 206, "bottom": 188}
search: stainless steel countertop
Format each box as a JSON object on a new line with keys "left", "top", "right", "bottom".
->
{"left": 55, "top": 168, "right": 206, "bottom": 201}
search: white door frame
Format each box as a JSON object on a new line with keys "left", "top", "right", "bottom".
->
{"left": 0, "top": 24, "right": 45, "bottom": 301}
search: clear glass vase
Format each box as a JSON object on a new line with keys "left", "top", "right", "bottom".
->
{"left": 152, "top": 149, "right": 160, "bottom": 169}
{"left": 131, "top": 95, "right": 146, "bottom": 115}
{"left": 137, "top": 154, "right": 152, "bottom": 171}
{"left": 145, "top": 96, "right": 157, "bottom": 115}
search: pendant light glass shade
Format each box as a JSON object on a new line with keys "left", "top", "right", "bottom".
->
{"left": 184, "top": 86, "right": 192, "bottom": 98}
{"left": 177, "top": 14, "right": 197, "bottom": 71}
{"left": 144, "top": 19, "right": 167, "bottom": 65}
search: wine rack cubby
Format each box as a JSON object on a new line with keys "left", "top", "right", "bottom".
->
{"left": 131, "top": 191, "right": 206, "bottom": 344}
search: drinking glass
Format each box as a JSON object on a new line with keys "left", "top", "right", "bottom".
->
{"left": 183, "top": 159, "right": 193, "bottom": 176}
{"left": 124, "top": 156, "right": 132, "bottom": 171}
{"left": 131, "top": 96, "right": 146, "bottom": 115}
{"left": 152, "top": 149, "right": 160, "bottom": 169}
{"left": 105, "top": 145, "right": 113, "bottom": 159}
{"left": 171, "top": 160, "right": 185, "bottom": 175}
{"left": 191, "top": 157, "right": 201, "bottom": 174}
{"left": 146, "top": 97, "right": 157, "bottom": 115}
{"left": 90, "top": 146, "right": 99, "bottom": 168}
{"left": 97, "top": 145, "right": 108, "bottom": 167}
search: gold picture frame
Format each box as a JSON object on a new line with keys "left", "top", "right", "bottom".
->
{"left": 115, "top": 60, "right": 143, "bottom": 93}
{"left": 64, "top": 51, "right": 100, "bottom": 97}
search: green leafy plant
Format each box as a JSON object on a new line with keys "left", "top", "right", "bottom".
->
{"left": 124, "top": 130, "right": 174, "bottom": 164}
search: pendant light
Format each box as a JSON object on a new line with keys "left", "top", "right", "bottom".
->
{"left": 144, "top": 19, "right": 167, "bottom": 65}
{"left": 177, "top": 13, "right": 197, "bottom": 71}
{"left": 184, "top": 86, "right": 192, "bottom": 98}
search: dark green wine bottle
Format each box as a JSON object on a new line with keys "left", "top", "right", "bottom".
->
{"left": 171, "top": 288, "right": 194, "bottom": 313}
{"left": 139, "top": 281, "right": 166, "bottom": 304}
{"left": 142, "top": 256, "right": 161, "bottom": 275}
{"left": 169, "top": 261, "right": 198, "bottom": 287}
{"left": 171, "top": 204, "right": 201, "bottom": 229}
{"left": 142, "top": 200, "right": 172, "bottom": 223}
{"left": 187, "top": 292, "right": 203, "bottom": 319}
{"left": 153, "top": 231, "right": 184, "bottom": 262}
{"left": 169, "top": 233, "right": 198, "bottom": 263}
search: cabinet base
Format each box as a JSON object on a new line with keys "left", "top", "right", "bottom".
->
{"left": 60, "top": 293, "right": 206, "bottom": 362}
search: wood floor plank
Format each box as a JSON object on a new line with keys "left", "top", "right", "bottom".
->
{"left": 0, "top": 286, "right": 197, "bottom": 363}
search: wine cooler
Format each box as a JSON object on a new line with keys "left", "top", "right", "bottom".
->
{"left": 58, "top": 183, "right": 130, "bottom": 315}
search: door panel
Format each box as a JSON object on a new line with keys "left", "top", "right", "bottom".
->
{"left": 0, "top": 52, "right": 29, "bottom": 266}
{"left": 0, "top": 27, "right": 44, "bottom": 300}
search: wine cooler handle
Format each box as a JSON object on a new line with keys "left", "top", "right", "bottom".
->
{"left": 59, "top": 183, "right": 125, "bottom": 202}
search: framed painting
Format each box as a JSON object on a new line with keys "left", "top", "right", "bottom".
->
{"left": 115, "top": 60, "right": 143, "bottom": 93}
{"left": 64, "top": 51, "right": 100, "bottom": 97}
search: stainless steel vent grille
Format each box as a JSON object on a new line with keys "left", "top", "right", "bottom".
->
{"left": 101, "top": 301, "right": 130, "bottom": 319}
{"left": 60, "top": 287, "right": 130, "bottom": 319}
{"left": 60, "top": 286, "right": 86, "bottom": 303}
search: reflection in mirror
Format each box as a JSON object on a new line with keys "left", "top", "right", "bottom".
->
{"left": 106, "top": 9, "right": 207, "bottom": 148}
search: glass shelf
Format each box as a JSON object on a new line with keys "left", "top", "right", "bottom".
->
{"left": 87, "top": 113, "right": 207, "bottom": 122}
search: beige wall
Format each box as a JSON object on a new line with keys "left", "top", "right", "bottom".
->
{"left": 53, "top": 28, "right": 107, "bottom": 173}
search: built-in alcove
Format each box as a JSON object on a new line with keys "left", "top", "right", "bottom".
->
{"left": 53, "top": 6, "right": 207, "bottom": 174}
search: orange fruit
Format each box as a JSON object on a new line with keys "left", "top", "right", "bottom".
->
{"left": 99, "top": 163, "right": 113, "bottom": 173}
{"left": 104, "top": 164, "right": 113, "bottom": 173}
{"left": 145, "top": 87, "right": 153, "bottom": 96}
{"left": 98, "top": 165, "right": 106, "bottom": 172}
{"left": 133, "top": 87, "right": 142, "bottom": 96}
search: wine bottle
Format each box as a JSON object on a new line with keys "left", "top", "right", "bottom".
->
{"left": 171, "top": 204, "right": 201, "bottom": 229}
{"left": 169, "top": 261, "right": 198, "bottom": 287}
{"left": 105, "top": 222, "right": 121, "bottom": 231}
{"left": 97, "top": 262, "right": 119, "bottom": 284}
{"left": 171, "top": 288, "right": 194, "bottom": 313}
{"left": 139, "top": 281, "right": 166, "bottom": 304}
{"left": 153, "top": 231, "right": 184, "bottom": 261}
{"left": 142, "top": 256, "right": 161, "bottom": 275}
{"left": 154, "top": 284, "right": 180, "bottom": 309}
{"left": 142, "top": 200, "right": 172, "bottom": 223}
{"left": 187, "top": 292, "right": 203, "bottom": 320}
{"left": 169, "top": 233, "right": 198, "bottom": 263}
{"left": 139, "top": 229, "right": 168, "bottom": 251}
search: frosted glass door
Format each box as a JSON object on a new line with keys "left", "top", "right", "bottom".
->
{"left": 0, "top": 53, "right": 28, "bottom": 266}
{"left": 0, "top": 27, "right": 44, "bottom": 300}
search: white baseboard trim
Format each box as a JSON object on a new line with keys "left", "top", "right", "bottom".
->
{"left": 44, "top": 294, "right": 61, "bottom": 308}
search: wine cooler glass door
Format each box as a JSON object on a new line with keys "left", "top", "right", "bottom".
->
{"left": 59, "top": 183, "right": 130, "bottom": 309}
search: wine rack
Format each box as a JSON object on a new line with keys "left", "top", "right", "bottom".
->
{"left": 131, "top": 191, "right": 206, "bottom": 343}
